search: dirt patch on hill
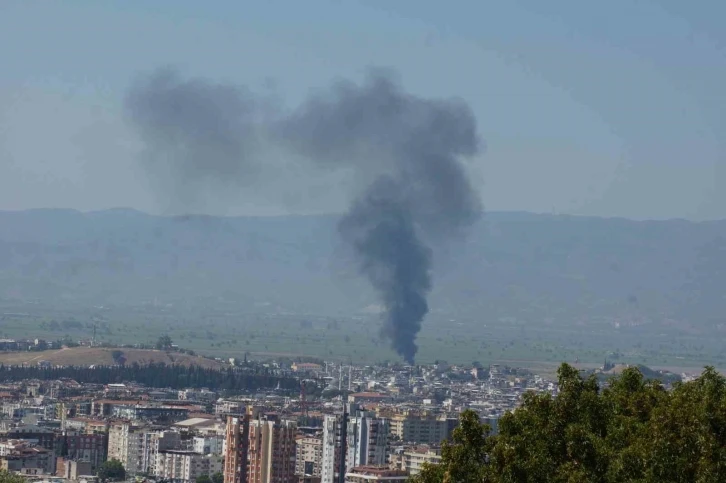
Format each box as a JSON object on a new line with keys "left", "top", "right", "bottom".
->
{"left": 0, "top": 347, "right": 225, "bottom": 369}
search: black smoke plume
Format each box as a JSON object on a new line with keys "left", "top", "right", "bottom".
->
{"left": 279, "top": 71, "right": 481, "bottom": 363}
{"left": 338, "top": 176, "right": 432, "bottom": 362}
{"left": 126, "top": 68, "right": 481, "bottom": 363}
{"left": 125, "top": 67, "right": 270, "bottom": 211}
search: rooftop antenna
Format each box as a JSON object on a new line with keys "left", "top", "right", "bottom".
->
{"left": 300, "top": 378, "right": 309, "bottom": 418}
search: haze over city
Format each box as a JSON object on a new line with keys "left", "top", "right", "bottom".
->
{"left": 1, "top": 0, "right": 725, "bottom": 220}
{"left": 0, "top": 2, "right": 726, "bottom": 483}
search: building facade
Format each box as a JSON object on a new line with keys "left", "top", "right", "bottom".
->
{"left": 248, "top": 415, "right": 297, "bottom": 483}
{"left": 224, "top": 414, "right": 250, "bottom": 483}
{"left": 344, "top": 466, "right": 407, "bottom": 483}
{"left": 346, "top": 411, "right": 389, "bottom": 469}
{"left": 321, "top": 407, "right": 390, "bottom": 483}
{"left": 401, "top": 448, "right": 442, "bottom": 476}
{"left": 389, "top": 414, "right": 456, "bottom": 445}
{"left": 61, "top": 433, "right": 108, "bottom": 471}
{"left": 294, "top": 437, "right": 322, "bottom": 477}
{"left": 107, "top": 422, "right": 144, "bottom": 475}
{"left": 155, "top": 450, "right": 222, "bottom": 483}
{"left": 224, "top": 411, "right": 297, "bottom": 483}
{"left": 320, "top": 415, "right": 340, "bottom": 483}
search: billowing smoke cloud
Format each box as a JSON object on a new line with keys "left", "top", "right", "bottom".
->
{"left": 338, "top": 176, "right": 432, "bottom": 362}
{"left": 125, "top": 68, "right": 481, "bottom": 363}
{"left": 279, "top": 71, "right": 481, "bottom": 363}
{"left": 125, "top": 67, "right": 271, "bottom": 210}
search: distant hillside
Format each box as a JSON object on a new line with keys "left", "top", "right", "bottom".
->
{"left": 1, "top": 208, "right": 725, "bottom": 334}
{"left": 0, "top": 347, "right": 224, "bottom": 368}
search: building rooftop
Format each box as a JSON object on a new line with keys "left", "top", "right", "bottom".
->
{"left": 173, "top": 418, "right": 218, "bottom": 428}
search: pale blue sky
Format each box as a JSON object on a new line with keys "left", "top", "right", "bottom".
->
{"left": 0, "top": 0, "right": 724, "bottom": 219}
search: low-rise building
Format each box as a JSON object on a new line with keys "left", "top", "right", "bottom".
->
{"left": 0, "top": 446, "right": 54, "bottom": 474}
{"left": 402, "top": 448, "right": 441, "bottom": 476}
{"left": 345, "top": 466, "right": 408, "bottom": 483}
{"left": 56, "top": 458, "right": 93, "bottom": 480}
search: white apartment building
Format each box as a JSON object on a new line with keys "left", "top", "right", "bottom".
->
{"left": 402, "top": 448, "right": 442, "bottom": 475}
{"left": 321, "top": 415, "right": 340, "bottom": 483}
{"left": 154, "top": 450, "right": 222, "bottom": 483}
{"left": 142, "top": 431, "right": 181, "bottom": 475}
{"left": 295, "top": 437, "right": 322, "bottom": 477}
{"left": 108, "top": 423, "right": 181, "bottom": 475}
{"left": 346, "top": 411, "right": 389, "bottom": 469}
{"left": 193, "top": 435, "right": 224, "bottom": 456}
{"left": 321, "top": 408, "right": 389, "bottom": 483}
{"left": 108, "top": 422, "right": 144, "bottom": 475}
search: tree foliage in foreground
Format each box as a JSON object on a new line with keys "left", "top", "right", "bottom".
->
{"left": 0, "top": 470, "right": 26, "bottom": 483}
{"left": 98, "top": 458, "right": 126, "bottom": 481}
{"left": 196, "top": 473, "right": 223, "bottom": 483}
{"left": 413, "top": 363, "right": 726, "bottom": 483}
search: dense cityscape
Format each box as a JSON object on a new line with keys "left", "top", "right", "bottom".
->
{"left": 0, "top": 335, "right": 560, "bottom": 483}
{"left": 3, "top": 1, "right": 725, "bottom": 481}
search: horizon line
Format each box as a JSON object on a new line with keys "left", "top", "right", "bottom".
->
{"left": 0, "top": 206, "right": 723, "bottom": 224}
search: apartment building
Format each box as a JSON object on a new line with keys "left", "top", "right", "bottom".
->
{"left": 321, "top": 407, "right": 389, "bottom": 483}
{"left": 224, "top": 410, "right": 297, "bottom": 483}
{"left": 346, "top": 411, "right": 389, "bottom": 469}
{"left": 61, "top": 433, "right": 108, "bottom": 471}
{"left": 344, "top": 466, "right": 407, "bottom": 483}
{"left": 0, "top": 446, "right": 53, "bottom": 474}
{"left": 388, "top": 414, "right": 457, "bottom": 444}
{"left": 248, "top": 415, "right": 297, "bottom": 483}
{"left": 193, "top": 435, "right": 225, "bottom": 456}
{"left": 141, "top": 430, "right": 181, "bottom": 475}
{"left": 294, "top": 437, "right": 322, "bottom": 477}
{"left": 401, "top": 447, "right": 441, "bottom": 475}
{"left": 320, "top": 415, "right": 341, "bottom": 483}
{"left": 108, "top": 422, "right": 145, "bottom": 475}
{"left": 224, "top": 414, "right": 250, "bottom": 483}
{"left": 155, "top": 450, "right": 222, "bottom": 483}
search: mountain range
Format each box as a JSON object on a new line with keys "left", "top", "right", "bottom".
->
{"left": 1, "top": 208, "right": 725, "bottom": 334}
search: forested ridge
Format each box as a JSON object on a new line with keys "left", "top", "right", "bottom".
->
{"left": 414, "top": 364, "right": 726, "bottom": 482}
{"left": 0, "top": 363, "right": 301, "bottom": 391}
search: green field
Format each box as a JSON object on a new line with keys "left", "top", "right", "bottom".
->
{"left": 1, "top": 302, "right": 723, "bottom": 373}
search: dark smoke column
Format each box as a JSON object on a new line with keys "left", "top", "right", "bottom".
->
{"left": 126, "top": 67, "right": 481, "bottom": 363}
{"left": 340, "top": 177, "right": 432, "bottom": 363}
{"left": 281, "top": 71, "right": 481, "bottom": 363}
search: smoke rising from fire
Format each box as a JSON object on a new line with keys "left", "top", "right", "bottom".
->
{"left": 126, "top": 67, "right": 482, "bottom": 363}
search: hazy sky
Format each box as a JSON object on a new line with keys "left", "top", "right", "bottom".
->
{"left": 1, "top": 0, "right": 724, "bottom": 220}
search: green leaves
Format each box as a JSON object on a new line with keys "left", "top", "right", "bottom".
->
{"left": 411, "top": 364, "right": 726, "bottom": 483}
{"left": 0, "top": 470, "right": 27, "bottom": 483}
{"left": 98, "top": 459, "right": 126, "bottom": 482}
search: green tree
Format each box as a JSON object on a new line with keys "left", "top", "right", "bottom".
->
{"left": 0, "top": 469, "right": 27, "bottom": 483}
{"left": 196, "top": 475, "right": 212, "bottom": 483}
{"left": 111, "top": 350, "right": 126, "bottom": 365}
{"left": 156, "top": 334, "right": 173, "bottom": 350}
{"left": 413, "top": 410, "right": 492, "bottom": 483}
{"left": 212, "top": 473, "right": 224, "bottom": 483}
{"left": 412, "top": 363, "right": 726, "bottom": 483}
{"left": 98, "top": 458, "right": 126, "bottom": 481}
